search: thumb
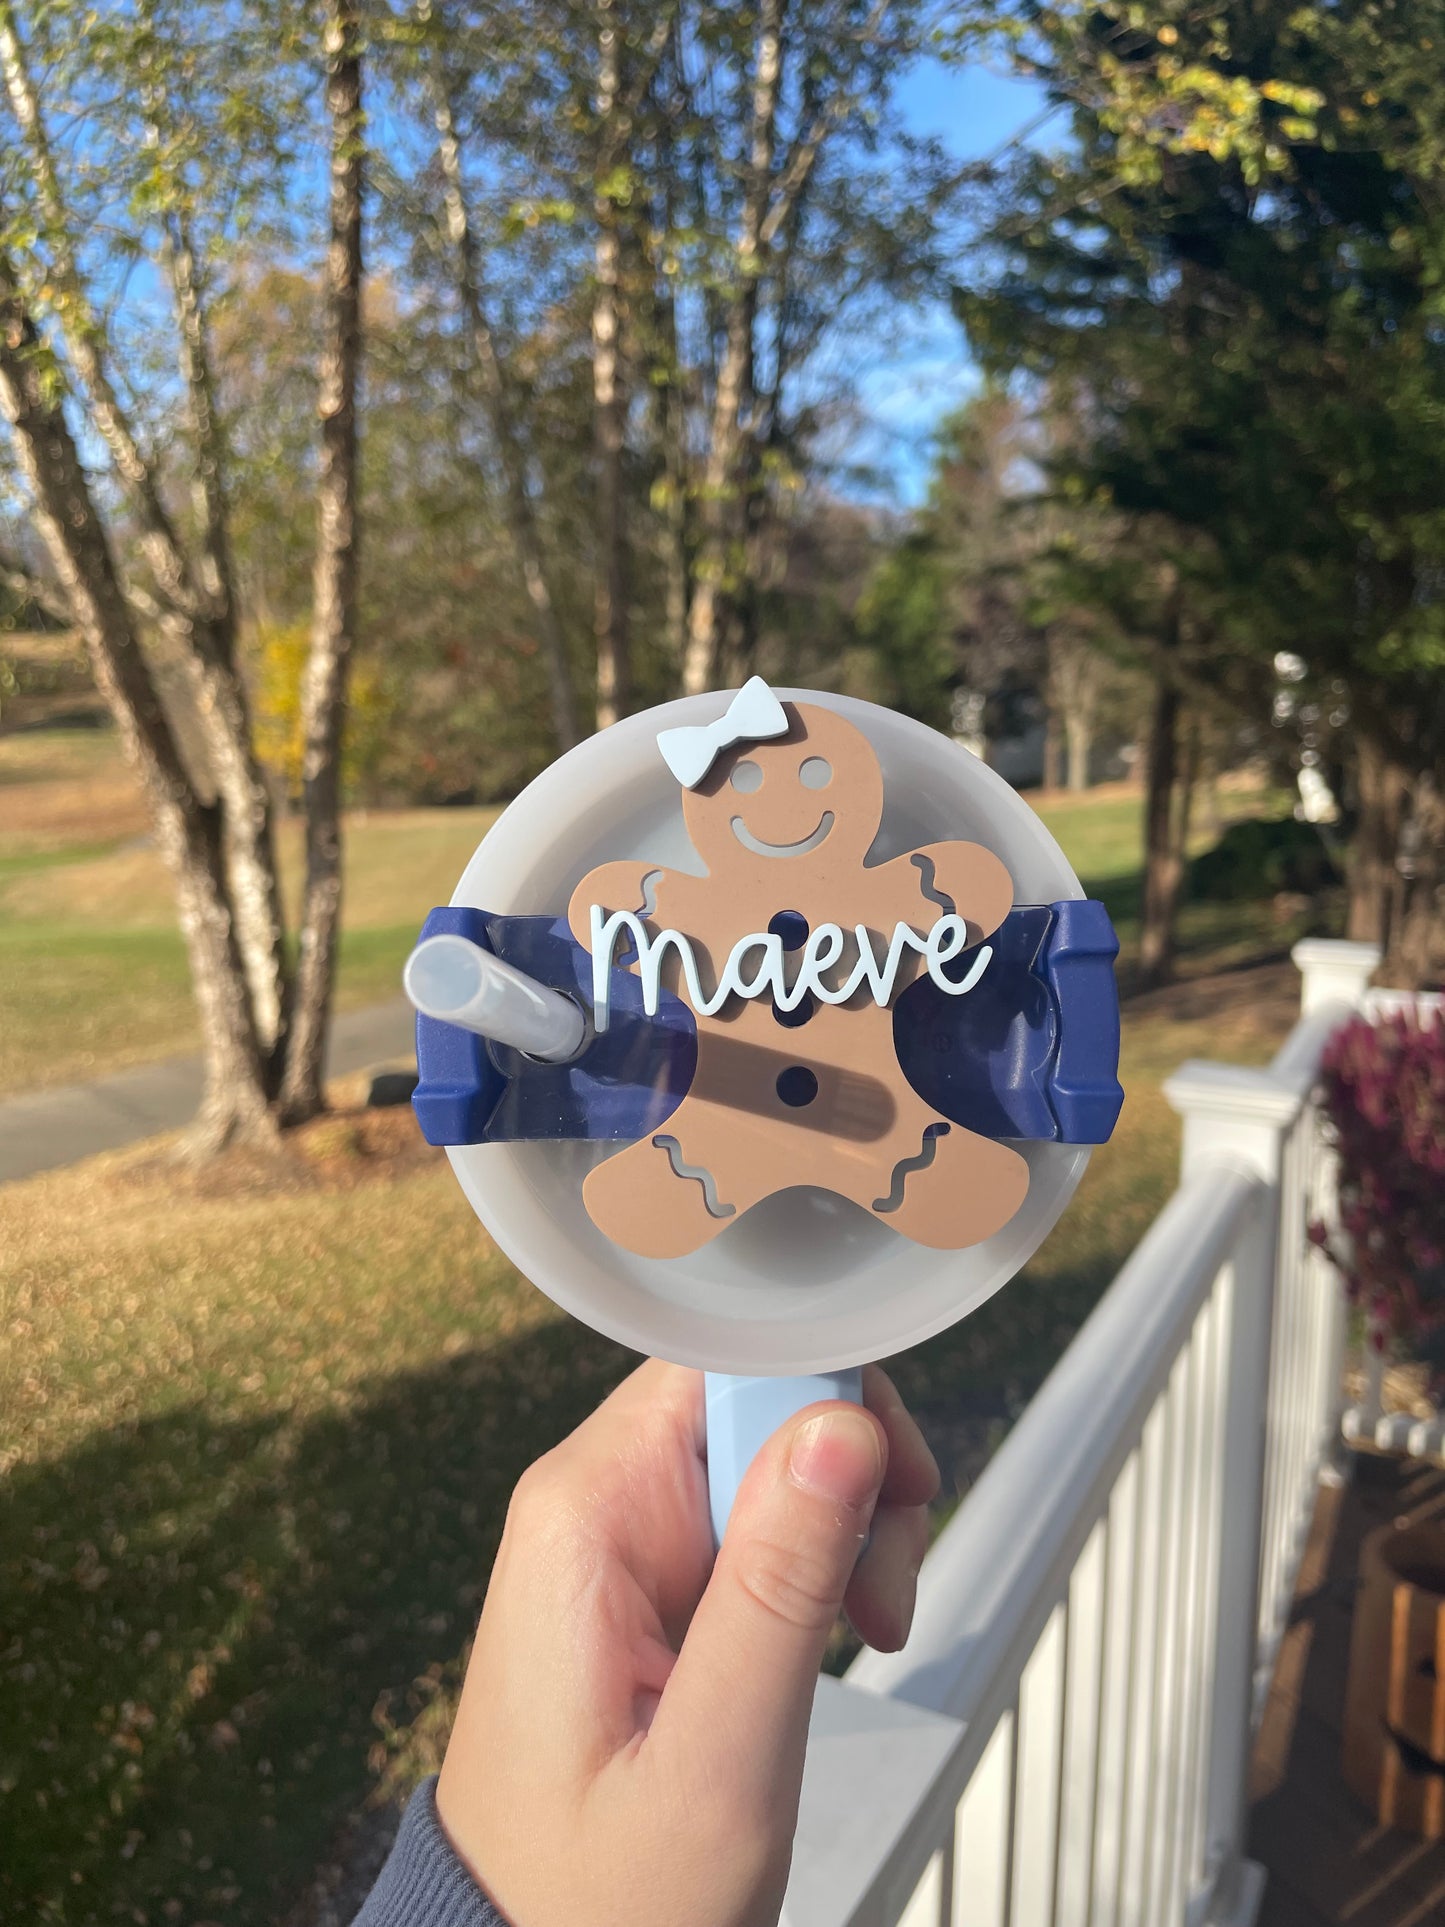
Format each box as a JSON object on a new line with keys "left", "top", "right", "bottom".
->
{"left": 656, "top": 1403, "right": 886, "bottom": 1806}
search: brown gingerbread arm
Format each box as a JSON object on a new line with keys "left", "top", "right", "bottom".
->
{"left": 567, "top": 859, "right": 671, "bottom": 951}
{"left": 895, "top": 839, "right": 1015, "bottom": 943}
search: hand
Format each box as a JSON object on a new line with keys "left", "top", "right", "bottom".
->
{"left": 435, "top": 1359, "right": 939, "bottom": 1927}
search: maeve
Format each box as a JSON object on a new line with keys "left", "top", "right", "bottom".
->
{"left": 588, "top": 904, "right": 993, "bottom": 1032}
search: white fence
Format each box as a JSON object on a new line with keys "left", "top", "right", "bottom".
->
{"left": 782, "top": 938, "right": 1384, "bottom": 1927}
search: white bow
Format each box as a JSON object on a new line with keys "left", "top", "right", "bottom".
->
{"left": 656, "top": 677, "right": 790, "bottom": 788}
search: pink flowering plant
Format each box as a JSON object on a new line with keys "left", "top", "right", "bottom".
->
{"left": 1309, "top": 1011, "right": 1445, "bottom": 1392}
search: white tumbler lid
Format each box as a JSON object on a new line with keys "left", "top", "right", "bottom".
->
{"left": 443, "top": 688, "right": 1090, "bottom": 1376}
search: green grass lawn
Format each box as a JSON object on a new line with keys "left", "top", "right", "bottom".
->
{"left": 1032, "top": 784, "right": 1315, "bottom": 981}
{"left": 0, "top": 723, "right": 498, "bottom": 1095}
{"left": 0, "top": 724, "right": 123, "bottom": 789}
{"left": 0, "top": 726, "right": 1324, "bottom": 1923}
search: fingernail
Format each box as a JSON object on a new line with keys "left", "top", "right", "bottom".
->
{"left": 897, "top": 1561, "right": 922, "bottom": 1644}
{"left": 789, "top": 1411, "right": 884, "bottom": 1510}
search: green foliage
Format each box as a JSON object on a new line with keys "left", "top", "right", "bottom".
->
{"left": 1, "top": 0, "right": 309, "bottom": 311}
{"left": 958, "top": 0, "right": 1445, "bottom": 756}
{"left": 952, "top": 0, "right": 1445, "bottom": 972}
{"left": 855, "top": 531, "right": 951, "bottom": 730}
{"left": 1189, "top": 815, "right": 1341, "bottom": 905}
{"left": 215, "top": 266, "right": 590, "bottom": 802}
{"left": 382, "top": 0, "right": 962, "bottom": 696}
{"left": 851, "top": 391, "right": 1151, "bottom": 766}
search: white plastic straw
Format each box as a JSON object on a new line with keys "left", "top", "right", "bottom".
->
{"left": 404, "top": 933, "right": 586, "bottom": 1063}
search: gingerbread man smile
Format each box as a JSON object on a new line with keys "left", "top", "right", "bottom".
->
{"left": 730, "top": 810, "right": 835, "bottom": 856}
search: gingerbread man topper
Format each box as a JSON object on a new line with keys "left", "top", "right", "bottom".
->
{"left": 566, "top": 681, "right": 1032, "bottom": 1260}
{"left": 405, "top": 681, "right": 1121, "bottom": 1519}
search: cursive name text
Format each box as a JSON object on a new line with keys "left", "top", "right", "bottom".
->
{"left": 589, "top": 905, "right": 991, "bottom": 1031}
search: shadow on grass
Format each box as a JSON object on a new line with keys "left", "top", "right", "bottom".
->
{"left": 5, "top": 865, "right": 1299, "bottom": 1925}
{"left": 0, "top": 1216, "right": 1127, "bottom": 1927}
{"left": 0, "top": 1317, "right": 637, "bottom": 1925}
{"left": 1081, "top": 862, "right": 1340, "bottom": 999}
{"left": 1082, "top": 865, "right": 1143, "bottom": 932}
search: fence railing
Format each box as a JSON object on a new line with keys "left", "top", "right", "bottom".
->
{"left": 782, "top": 938, "right": 1381, "bottom": 1927}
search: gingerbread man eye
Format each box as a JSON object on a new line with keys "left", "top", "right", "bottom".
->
{"left": 799, "top": 757, "right": 832, "bottom": 790}
{"left": 730, "top": 759, "right": 763, "bottom": 794}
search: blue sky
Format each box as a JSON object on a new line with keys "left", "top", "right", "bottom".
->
{"left": 854, "top": 57, "right": 1050, "bottom": 505}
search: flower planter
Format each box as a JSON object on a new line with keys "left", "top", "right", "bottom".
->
{"left": 1343, "top": 1520, "right": 1445, "bottom": 1836}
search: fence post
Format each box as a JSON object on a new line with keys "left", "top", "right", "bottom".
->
{"left": 1291, "top": 938, "right": 1380, "bottom": 1017}
{"left": 1163, "top": 1062, "right": 1299, "bottom": 1927}
{"left": 1289, "top": 943, "right": 1377, "bottom": 1448}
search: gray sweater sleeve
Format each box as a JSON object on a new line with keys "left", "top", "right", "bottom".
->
{"left": 352, "top": 1777, "right": 509, "bottom": 1927}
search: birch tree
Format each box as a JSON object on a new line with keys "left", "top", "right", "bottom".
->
{"left": 679, "top": 0, "right": 905, "bottom": 693}
{"left": 0, "top": 0, "right": 367, "bottom": 1146}
{"left": 589, "top": 0, "right": 629, "bottom": 726}
{"left": 415, "top": 0, "right": 580, "bottom": 751}
{"left": 280, "top": 0, "right": 365, "bottom": 1121}
{"left": 404, "top": 0, "right": 945, "bottom": 718}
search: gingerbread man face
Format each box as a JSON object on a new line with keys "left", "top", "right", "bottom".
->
{"left": 569, "top": 689, "right": 1031, "bottom": 1260}
{"left": 681, "top": 703, "right": 884, "bottom": 878}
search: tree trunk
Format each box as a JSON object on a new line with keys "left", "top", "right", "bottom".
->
{"left": 682, "top": 0, "right": 782, "bottom": 696}
{"left": 424, "top": 12, "right": 578, "bottom": 751}
{"left": 0, "top": 264, "right": 275, "bottom": 1150}
{"left": 592, "top": 0, "right": 629, "bottom": 730}
{"left": 1350, "top": 731, "right": 1444, "bottom": 987}
{"left": 0, "top": 3, "right": 199, "bottom": 619}
{"left": 173, "top": 614, "right": 290, "bottom": 1070}
{"left": 730, "top": 434, "right": 787, "bottom": 683}
{"left": 1042, "top": 707, "right": 1062, "bottom": 792}
{"left": 5, "top": 0, "right": 290, "bottom": 1068}
{"left": 592, "top": 213, "right": 628, "bottom": 726}
{"left": 279, "top": 0, "right": 363, "bottom": 1123}
{"left": 1173, "top": 713, "right": 1199, "bottom": 863}
{"left": 683, "top": 300, "right": 754, "bottom": 695}
{"left": 661, "top": 302, "right": 689, "bottom": 679}
{"left": 653, "top": 99, "right": 690, "bottom": 683}
{"left": 1347, "top": 731, "right": 1406, "bottom": 950}
{"left": 1392, "top": 771, "right": 1445, "bottom": 988}
{"left": 1139, "top": 670, "right": 1183, "bottom": 988}
{"left": 163, "top": 216, "right": 289, "bottom": 1067}
{"left": 1065, "top": 708, "right": 1092, "bottom": 792}
{"left": 164, "top": 212, "right": 236, "bottom": 624}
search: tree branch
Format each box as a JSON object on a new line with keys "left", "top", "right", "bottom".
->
{"left": 618, "top": 4, "right": 676, "bottom": 128}
{"left": 758, "top": 0, "right": 892, "bottom": 251}
{"left": 0, "top": 1, "right": 206, "bottom": 621}
{"left": 419, "top": 0, "right": 579, "bottom": 748}
{"left": 0, "top": 545, "right": 71, "bottom": 624}
{"left": 159, "top": 202, "right": 239, "bottom": 643}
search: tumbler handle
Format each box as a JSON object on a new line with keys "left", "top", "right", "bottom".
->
{"left": 703, "top": 1368, "right": 865, "bottom": 1546}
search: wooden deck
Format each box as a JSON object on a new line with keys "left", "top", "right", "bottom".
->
{"left": 1250, "top": 1454, "right": 1445, "bottom": 1927}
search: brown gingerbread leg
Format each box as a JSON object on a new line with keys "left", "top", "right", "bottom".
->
{"left": 584, "top": 1119, "right": 752, "bottom": 1259}
{"left": 873, "top": 1120, "right": 1030, "bottom": 1249}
